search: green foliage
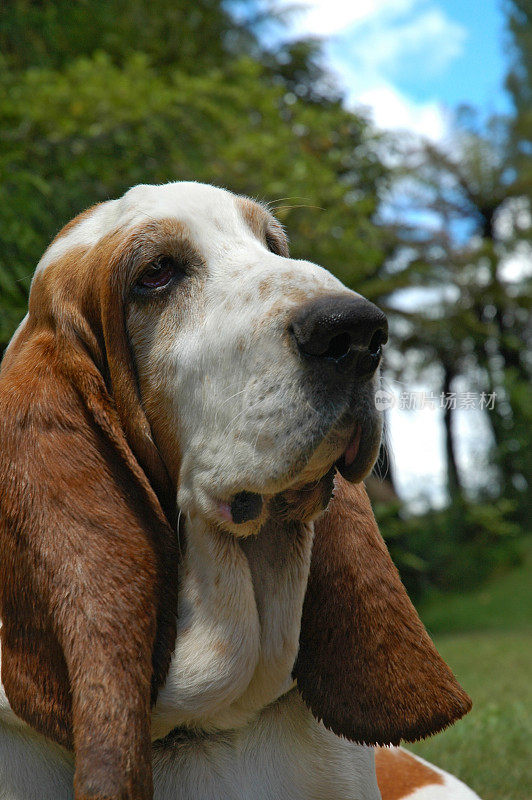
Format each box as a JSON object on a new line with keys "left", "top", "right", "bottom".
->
{"left": 377, "top": 497, "right": 522, "bottom": 600}
{"left": 506, "top": 0, "right": 532, "bottom": 181}
{"left": 420, "top": 536, "right": 532, "bottom": 634}
{"left": 0, "top": 52, "right": 391, "bottom": 352}
{"left": 0, "top": 0, "right": 255, "bottom": 72}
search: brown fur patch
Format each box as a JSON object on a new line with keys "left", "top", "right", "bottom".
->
{"left": 294, "top": 474, "right": 472, "bottom": 745}
{"left": 123, "top": 217, "right": 203, "bottom": 486}
{"left": 258, "top": 278, "right": 274, "bottom": 300}
{"left": 0, "top": 217, "right": 186, "bottom": 799}
{"left": 237, "top": 196, "right": 289, "bottom": 257}
{"left": 238, "top": 197, "right": 268, "bottom": 240}
{"left": 375, "top": 747, "right": 444, "bottom": 800}
{"left": 275, "top": 467, "right": 336, "bottom": 522}
{"left": 50, "top": 203, "right": 101, "bottom": 244}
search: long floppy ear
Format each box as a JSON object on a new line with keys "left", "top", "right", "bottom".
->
{"left": 294, "top": 473, "right": 471, "bottom": 745}
{"left": 0, "top": 232, "right": 179, "bottom": 799}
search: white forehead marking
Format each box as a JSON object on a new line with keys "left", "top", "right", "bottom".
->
{"left": 34, "top": 182, "right": 249, "bottom": 277}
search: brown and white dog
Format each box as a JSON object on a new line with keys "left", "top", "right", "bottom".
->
{"left": 0, "top": 182, "right": 479, "bottom": 800}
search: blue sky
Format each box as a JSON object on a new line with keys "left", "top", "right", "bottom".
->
{"left": 390, "top": 0, "right": 509, "bottom": 113}
{"left": 280, "top": 0, "right": 511, "bottom": 139}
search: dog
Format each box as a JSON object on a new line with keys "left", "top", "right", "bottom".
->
{"left": 0, "top": 182, "right": 477, "bottom": 799}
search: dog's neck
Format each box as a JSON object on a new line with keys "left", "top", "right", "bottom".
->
{"left": 151, "top": 512, "right": 314, "bottom": 741}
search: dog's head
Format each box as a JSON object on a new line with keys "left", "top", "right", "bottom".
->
{"left": 116, "top": 183, "right": 386, "bottom": 533}
{"left": 0, "top": 182, "right": 470, "bottom": 797}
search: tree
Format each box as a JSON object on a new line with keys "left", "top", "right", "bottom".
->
{"left": 0, "top": 50, "right": 396, "bottom": 350}
{"left": 506, "top": 0, "right": 532, "bottom": 182}
{"left": 0, "top": 0, "right": 256, "bottom": 72}
{"left": 384, "top": 112, "right": 531, "bottom": 509}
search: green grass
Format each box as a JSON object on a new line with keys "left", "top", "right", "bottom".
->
{"left": 407, "top": 539, "right": 532, "bottom": 800}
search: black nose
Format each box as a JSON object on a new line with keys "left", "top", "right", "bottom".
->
{"left": 290, "top": 293, "right": 388, "bottom": 374}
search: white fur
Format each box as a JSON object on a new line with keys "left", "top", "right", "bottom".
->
{"left": 1, "top": 183, "right": 479, "bottom": 799}
{"left": 125, "top": 184, "right": 353, "bottom": 526}
{"left": 0, "top": 690, "right": 381, "bottom": 800}
{"left": 394, "top": 751, "right": 481, "bottom": 800}
{"left": 125, "top": 184, "right": 372, "bottom": 742}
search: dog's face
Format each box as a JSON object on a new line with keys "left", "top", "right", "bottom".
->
{"left": 30, "top": 181, "right": 386, "bottom": 534}
{"left": 120, "top": 183, "right": 387, "bottom": 532}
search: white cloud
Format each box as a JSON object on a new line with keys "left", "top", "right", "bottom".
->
{"left": 277, "top": 0, "right": 467, "bottom": 141}
{"left": 284, "top": 0, "right": 417, "bottom": 38}
{"left": 350, "top": 8, "right": 466, "bottom": 79}
{"left": 322, "top": 52, "right": 449, "bottom": 140}
{"left": 350, "top": 82, "right": 448, "bottom": 139}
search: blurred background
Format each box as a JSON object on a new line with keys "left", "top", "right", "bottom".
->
{"left": 0, "top": 2, "right": 530, "bottom": 797}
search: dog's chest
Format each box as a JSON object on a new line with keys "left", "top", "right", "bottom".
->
{"left": 151, "top": 519, "right": 313, "bottom": 739}
{"left": 152, "top": 691, "right": 381, "bottom": 800}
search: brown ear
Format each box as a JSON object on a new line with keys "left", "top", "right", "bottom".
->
{"left": 0, "top": 252, "right": 179, "bottom": 798}
{"left": 294, "top": 473, "right": 471, "bottom": 745}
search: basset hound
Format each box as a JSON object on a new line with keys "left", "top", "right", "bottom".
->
{"left": 0, "top": 182, "right": 480, "bottom": 800}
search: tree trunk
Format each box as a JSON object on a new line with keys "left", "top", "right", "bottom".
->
{"left": 442, "top": 365, "right": 462, "bottom": 500}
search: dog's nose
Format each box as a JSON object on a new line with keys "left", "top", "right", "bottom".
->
{"left": 290, "top": 294, "right": 388, "bottom": 374}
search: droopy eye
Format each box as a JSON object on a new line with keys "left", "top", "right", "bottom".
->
{"left": 135, "top": 256, "right": 182, "bottom": 292}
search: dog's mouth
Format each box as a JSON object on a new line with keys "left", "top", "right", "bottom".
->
{"left": 335, "top": 423, "right": 361, "bottom": 474}
{"left": 212, "top": 418, "right": 378, "bottom": 529}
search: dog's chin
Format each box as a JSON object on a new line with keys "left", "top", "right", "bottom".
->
{"left": 267, "top": 416, "right": 383, "bottom": 524}
{"left": 201, "top": 412, "right": 382, "bottom": 533}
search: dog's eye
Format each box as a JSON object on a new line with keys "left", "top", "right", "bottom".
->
{"left": 135, "top": 256, "right": 182, "bottom": 292}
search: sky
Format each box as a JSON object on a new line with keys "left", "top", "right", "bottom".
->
{"left": 280, "top": 0, "right": 510, "bottom": 140}
{"left": 275, "top": 0, "right": 511, "bottom": 506}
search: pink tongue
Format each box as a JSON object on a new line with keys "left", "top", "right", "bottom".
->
{"left": 344, "top": 425, "right": 361, "bottom": 466}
